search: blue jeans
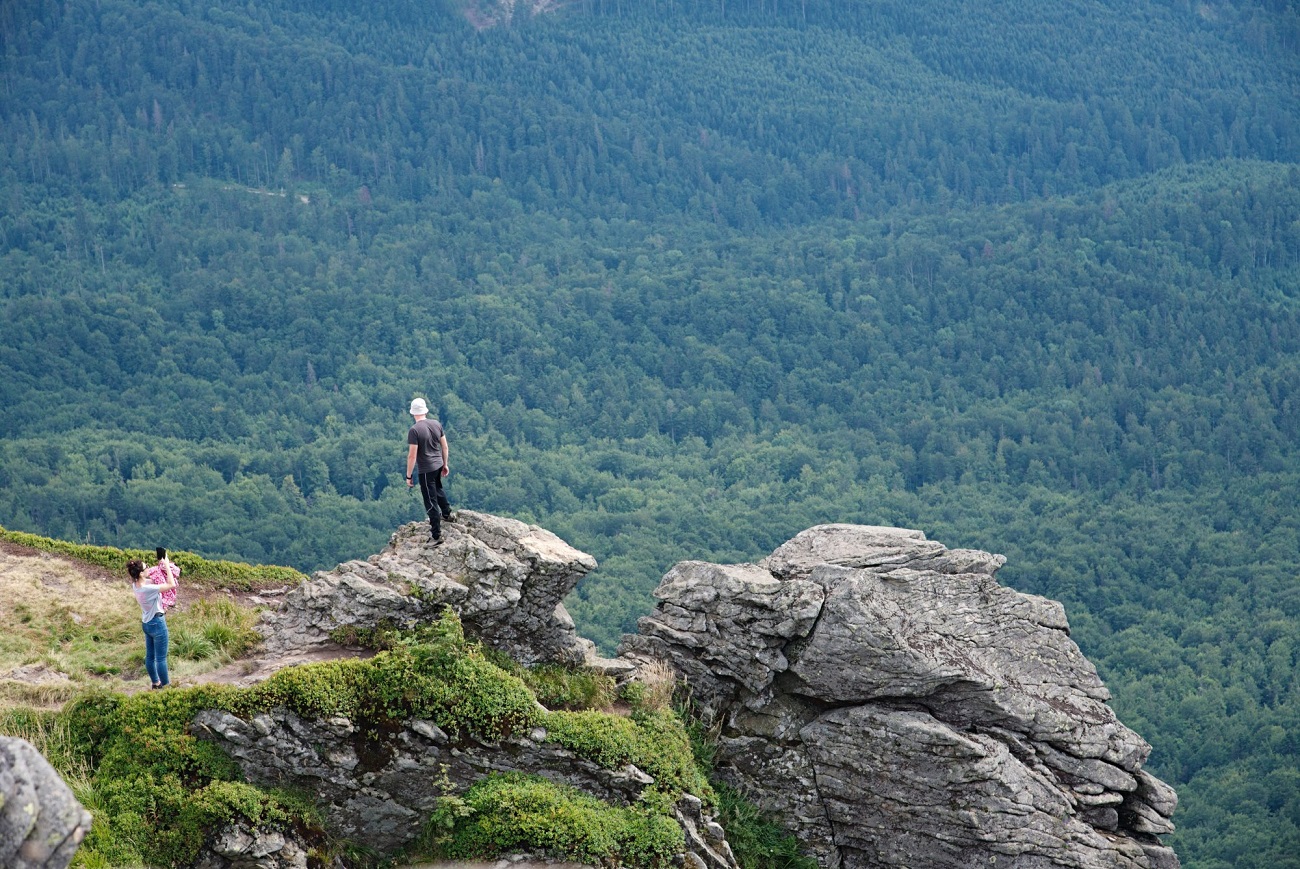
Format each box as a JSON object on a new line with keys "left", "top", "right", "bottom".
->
{"left": 142, "top": 614, "right": 169, "bottom": 686}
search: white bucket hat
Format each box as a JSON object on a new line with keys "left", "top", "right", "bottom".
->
{"left": 409, "top": 398, "right": 429, "bottom": 416}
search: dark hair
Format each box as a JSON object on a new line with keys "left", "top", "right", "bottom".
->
{"left": 126, "top": 558, "right": 145, "bottom": 581}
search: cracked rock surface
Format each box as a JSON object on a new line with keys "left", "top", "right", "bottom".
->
{"left": 258, "top": 511, "right": 599, "bottom": 666}
{"left": 621, "top": 524, "right": 1179, "bottom": 869}
{"left": 191, "top": 709, "right": 668, "bottom": 856}
{"left": 0, "top": 736, "right": 91, "bottom": 869}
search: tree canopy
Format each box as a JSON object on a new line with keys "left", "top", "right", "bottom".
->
{"left": 1, "top": 0, "right": 1299, "bottom": 865}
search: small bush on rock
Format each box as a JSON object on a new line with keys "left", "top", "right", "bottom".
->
{"left": 542, "top": 708, "right": 714, "bottom": 803}
{"left": 229, "top": 611, "right": 540, "bottom": 739}
{"left": 520, "top": 662, "right": 617, "bottom": 710}
{"left": 430, "top": 772, "right": 684, "bottom": 868}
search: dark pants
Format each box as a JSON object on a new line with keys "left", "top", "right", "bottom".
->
{"left": 418, "top": 469, "right": 452, "bottom": 538}
{"left": 142, "top": 614, "right": 169, "bottom": 686}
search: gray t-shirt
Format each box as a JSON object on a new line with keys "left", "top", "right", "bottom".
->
{"left": 407, "top": 418, "right": 446, "bottom": 473}
{"left": 133, "top": 583, "right": 168, "bottom": 622}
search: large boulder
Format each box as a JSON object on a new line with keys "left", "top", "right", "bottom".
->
{"left": 0, "top": 736, "right": 92, "bottom": 869}
{"left": 621, "top": 524, "right": 1179, "bottom": 869}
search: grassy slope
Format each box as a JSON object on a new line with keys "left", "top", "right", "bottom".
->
{"left": 0, "top": 529, "right": 286, "bottom": 707}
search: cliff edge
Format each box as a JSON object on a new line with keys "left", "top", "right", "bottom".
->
{"left": 241, "top": 513, "right": 1176, "bottom": 869}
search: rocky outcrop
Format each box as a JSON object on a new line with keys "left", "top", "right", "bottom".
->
{"left": 239, "top": 516, "right": 1178, "bottom": 869}
{"left": 0, "top": 736, "right": 92, "bottom": 869}
{"left": 258, "top": 511, "right": 599, "bottom": 666}
{"left": 191, "top": 706, "right": 729, "bottom": 868}
{"left": 621, "top": 524, "right": 1179, "bottom": 869}
{"left": 212, "top": 513, "right": 736, "bottom": 868}
{"left": 192, "top": 822, "right": 310, "bottom": 869}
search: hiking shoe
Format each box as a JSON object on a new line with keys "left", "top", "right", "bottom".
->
{"left": 431, "top": 535, "right": 444, "bottom": 546}
{"left": 442, "top": 513, "right": 456, "bottom": 522}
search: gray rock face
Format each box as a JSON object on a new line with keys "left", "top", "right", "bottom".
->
{"left": 190, "top": 707, "right": 724, "bottom": 868}
{"left": 622, "top": 524, "right": 1179, "bottom": 869}
{"left": 225, "top": 513, "right": 739, "bottom": 868}
{"left": 0, "top": 737, "right": 92, "bottom": 869}
{"left": 258, "top": 511, "right": 598, "bottom": 665}
{"left": 192, "top": 822, "right": 310, "bottom": 869}
{"left": 625, "top": 561, "right": 824, "bottom": 714}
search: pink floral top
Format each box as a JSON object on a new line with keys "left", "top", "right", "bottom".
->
{"left": 145, "top": 560, "right": 181, "bottom": 610}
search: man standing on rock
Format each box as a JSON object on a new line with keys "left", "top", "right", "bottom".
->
{"left": 405, "top": 397, "right": 454, "bottom": 544}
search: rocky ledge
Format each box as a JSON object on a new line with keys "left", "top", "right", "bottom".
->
{"left": 201, "top": 511, "right": 727, "bottom": 868}
{"left": 8, "top": 516, "right": 1179, "bottom": 868}
{"left": 257, "top": 511, "right": 601, "bottom": 667}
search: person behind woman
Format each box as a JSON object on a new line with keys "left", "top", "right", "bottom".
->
{"left": 405, "top": 397, "right": 454, "bottom": 544}
{"left": 127, "top": 557, "right": 178, "bottom": 689}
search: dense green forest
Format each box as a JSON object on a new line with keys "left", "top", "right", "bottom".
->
{"left": 2, "top": 0, "right": 1299, "bottom": 865}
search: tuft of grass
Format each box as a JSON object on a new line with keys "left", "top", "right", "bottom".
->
{"left": 0, "top": 679, "right": 84, "bottom": 709}
{"left": 0, "top": 706, "right": 93, "bottom": 785}
{"left": 714, "top": 783, "right": 819, "bottom": 869}
{"left": 621, "top": 659, "right": 678, "bottom": 713}
{"left": 521, "top": 662, "right": 618, "bottom": 711}
{"left": 170, "top": 624, "right": 218, "bottom": 661}
{"left": 187, "top": 598, "right": 262, "bottom": 659}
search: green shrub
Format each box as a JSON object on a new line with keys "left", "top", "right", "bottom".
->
{"left": 520, "top": 662, "right": 617, "bottom": 711}
{"left": 541, "top": 708, "right": 713, "bottom": 803}
{"left": 229, "top": 613, "right": 540, "bottom": 740}
{"left": 429, "top": 773, "right": 683, "bottom": 868}
{"left": 62, "top": 690, "right": 124, "bottom": 768}
{"left": 0, "top": 526, "right": 305, "bottom": 589}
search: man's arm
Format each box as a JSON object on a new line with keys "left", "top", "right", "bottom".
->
{"left": 440, "top": 435, "right": 450, "bottom": 476}
{"left": 406, "top": 443, "right": 419, "bottom": 486}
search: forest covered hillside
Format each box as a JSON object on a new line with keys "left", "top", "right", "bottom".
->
{"left": 1, "top": 0, "right": 1299, "bottom": 865}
